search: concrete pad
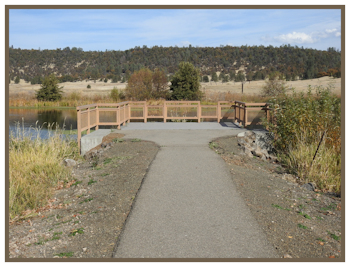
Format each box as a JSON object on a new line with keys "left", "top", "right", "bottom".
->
{"left": 80, "top": 129, "right": 113, "bottom": 155}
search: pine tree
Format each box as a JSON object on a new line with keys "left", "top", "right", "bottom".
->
{"left": 169, "top": 62, "right": 202, "bottom": 100}
{"left": 35, "top": 74, "right": 63, "bottom": 101}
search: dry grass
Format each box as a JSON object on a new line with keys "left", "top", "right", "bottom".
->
{"left": 9, "top": 121, "right": 80, "bottom": 221}
{"left": 281, "top": 130, "right": 341, "bottom": 194}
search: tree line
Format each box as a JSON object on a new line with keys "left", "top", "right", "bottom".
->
{"left": 9, "top": 44, "right": 341, "bottom": 84}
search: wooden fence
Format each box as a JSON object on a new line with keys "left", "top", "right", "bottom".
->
{"left": 76, "top": 101, "right": 270, "bottom": 150}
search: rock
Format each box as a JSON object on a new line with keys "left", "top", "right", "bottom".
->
{"left": 237, "top": 130, "right": 276, "bottom": 161}
{"left": 63, "top": 159, "right": 77, "bottom": 167}
{"left": 82, "top": 247, "right": 87, "bottom": 252}
{"left": 101, "top": 142, "right": 112, "bottom": 149}
{"left": 283, "top": 254, "right": 292, "bottom": 258}
{"left": 301, "top": 182, "right": 316, "bottom": 191}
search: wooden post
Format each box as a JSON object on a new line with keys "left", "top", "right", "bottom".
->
{"left": 117, "top": 106, "right": 121, "bottom": 130}
{"left": 217, "top": 102, "right": 221, "bottom": 123}
{"left": 95, "top": 105, "right": 99, "bottom": 130}
{"left": 234, "top": 101, "right": 238, "bottom": 123}
{"left": 144, "top": 102, "right": 147, "bottom": 123}
{"left": 77, "top": 109, "right": 81, "bottom": 154}
{"left": 244, "top": 105, "right": 247, "bottom": 127}
{"left": 87, "top": 107, "right": 90, "bottom": 134}
{"left": 127, "top": 103, "right": 130, "bottom": 123}
{"left": 163, "top": 101, "right": 167, "bottom": 123}
{"left": 197, "top": 102, "right": 201, "bottom": 123}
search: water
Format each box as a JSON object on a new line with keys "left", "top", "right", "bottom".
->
{"left": 9, "top": 108, "right": 77, "bottom": 139}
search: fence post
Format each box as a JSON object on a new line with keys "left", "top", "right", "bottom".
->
{"left": 234, "top": 101, "right": 238, "bottom": 124}
{"left": 77, "top": 108, "right": 81, "bottom": 153}
{"left": 197, "top": 102, "right": 201, "bottom": 123}
{"left": 127, "top": 103, "right": 130, "bottom": 123}
{"left": 163, "top": 101, "right": 167, "bottom": 123}
{"left": 87, "top": 107, "right": 90, "bottom": 134}
{"left": 244, "top": 104, "right": 247, "bottom": 127}
{"left": 144, "top": 102, "right": 147, "bottom": 123}
{"left": 217, "top": 102, "right": 221, "bottom": 123}
{"left": 117, "top": 105, "right": 121, "bottom": 130}
{"left": 96, "top": 105, "right": 99, "bottom": 130}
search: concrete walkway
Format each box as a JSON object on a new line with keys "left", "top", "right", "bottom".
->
{"left": 110, "top": 123, "right": 278, "bottom": 258}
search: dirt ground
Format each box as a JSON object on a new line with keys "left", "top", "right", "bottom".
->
{"left": 8, "top": 133, "right": 342, "bottom": 259}
{"left": 210, "top": 135, "right": 342, "bottom": 259}
{"left": 9, "top": 76, "right": 341, "bottom": 97}
{"left": 9, "top": 134, "right": 159, "bottom": 259}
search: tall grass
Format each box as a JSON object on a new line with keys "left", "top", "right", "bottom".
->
{"left": 263, "top": 85, "right": 341, "bottom": 194}
{"left": 9, "top": 121, "right": 80, "bottom": 221}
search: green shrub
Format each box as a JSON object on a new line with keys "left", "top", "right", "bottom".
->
{"left": 263, "top": 85, "right": 341, "bottom": 194}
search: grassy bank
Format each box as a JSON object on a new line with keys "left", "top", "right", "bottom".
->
{"left": 263, "top": 85, "right": 341, "bottom": 195}
{"left": 9, "top": 123, "right": 80, "bottom": 221}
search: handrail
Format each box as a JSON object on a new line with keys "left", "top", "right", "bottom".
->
{"left": 76, "top": 100, "right": 269, "bottom": 153}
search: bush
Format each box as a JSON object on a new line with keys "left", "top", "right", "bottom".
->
{"left": 263, "top": 85, "right": 341, "bottom": 194}
{"left": 261, "top": 76, "right": 289, "bottom": 97}
{"left": 110, "top": 87, "right": 121, "bottom": 102}
{"left": 87, "top": 84, "right": 91, "bottom": 89}
{"left": 36, "top": 74, "right": 63, "bottom": 101}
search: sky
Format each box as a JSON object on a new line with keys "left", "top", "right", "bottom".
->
{"left": 9, "top": 8, "right": 341, "bottom": 52}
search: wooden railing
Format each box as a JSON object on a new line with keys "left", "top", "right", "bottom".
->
{"left": 76, "top": 101, "right": 270, "bottom": 151}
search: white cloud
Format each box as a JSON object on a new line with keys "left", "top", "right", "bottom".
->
{"left": 335, "top": 32, "right": 341, "bottom": 37}
{"left": 274, "top": 32, "right": 316, "bottom": 44}
{"left": 325, "top": 28, "right": 337, "bottom": 33}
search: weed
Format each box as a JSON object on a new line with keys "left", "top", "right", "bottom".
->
{"left": 53, "top": 219, "right": 72, "bottom": 226}
{"left": 74, "top": 220, "right": 80, "bottom": 224}
{"left": 321, "top": 203, "right": 337, "bottom": 211}
{"left": 298, "top": 224, "right": 308, "bottom": 229}
{"left": 71, "top": 181, "right": 82, "bottom": 187}
{"left": 298, "top": 204, "right": 305, "bottom": 210}
{"left": 79, "top": 198, "right": 93, "bottom": 204}
{"left": 100, "top": 173, "right": 109, "bottom": 177}
{"left": 328, "top": 231, "right": 341, "bottom": 241}
{"left": 299, "top": 212, "right": 312, "bottom": 219}
{"left": 131, "top": 138, "right": 141, "bottom": 142}
{"left": 316, "top": 216, "right": 324, "bottom": 220}
{"left": 34, "top": 237, "right": 48, "bottom": 245}
{"left": 209, "top": 142, "right": 218, "bottom": 149}
{"left": 113, "top": 138, "right": 124, "bottom": 143}
{"left": 103, "top": 158, "right": 113, "bottom": 165}
{"left": 88, "top": 178, "right": 97, "bottom": 185}
{"left": 69, "top": 228, "right": 84, "bottom": 236}
{"left": 95, "top": 167, "right": 102, "bottom": 170}
{"left": 271, "top": 204, "right": 290, "bottom": 211}
{"left": 55, "top": 252, "right": 74, "bottom": 258}
{"left": 317, "top": 238, "right": 325, "bottom": 242}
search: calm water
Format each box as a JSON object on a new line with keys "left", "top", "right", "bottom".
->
{"left": 9, "top": 108, "right": 77, "bottom": 139}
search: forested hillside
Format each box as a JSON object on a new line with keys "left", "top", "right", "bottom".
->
{"left": 9, "top": 45, "right": 341, "bottom": 84}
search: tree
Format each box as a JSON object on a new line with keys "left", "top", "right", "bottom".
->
{"left": 14, "top": 76, "right": 20, "bottom": 84}
{"left": 211, "top": 72, "right": 218, "bottom": 82}
{"left": 35, "top": 74, "right": 63, "bottom": 101}
{"left": 169, "top": 62, "right": 202, "bottom": 100}
{"left": 125, "top": 68, "right": 168, "bottom": 100}
{"left": 203, "top": 75, "right": 209, "bottom": 82}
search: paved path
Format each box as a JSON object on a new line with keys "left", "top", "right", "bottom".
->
{"left": 112, "top": 123, "right": 279, "bottom": 258}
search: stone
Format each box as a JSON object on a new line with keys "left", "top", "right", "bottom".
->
{"left": 237, "top": 130, "right": 276, "bottom": 161}
{"left": 301, "top": 182, "right": 316, "bottom": 191}
{"left": 63, "top": 159, "right": 77, "bottom": 167}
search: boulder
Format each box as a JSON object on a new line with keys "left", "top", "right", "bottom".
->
{"left": 237, "top": 130, "right": 276, "bottom": 161}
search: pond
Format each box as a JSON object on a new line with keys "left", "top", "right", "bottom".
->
{"left": 9, "top": 108, "right": 77, "bottom": 139}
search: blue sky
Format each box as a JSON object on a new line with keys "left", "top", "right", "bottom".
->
{"left": 9, "top": 8, "right": 341, "bottom": 51}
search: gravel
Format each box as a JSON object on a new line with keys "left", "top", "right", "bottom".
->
{"left": 210, "top": 135, "right": 342, "bottom": 259}
{"left": 9, "top": 136, "right": 159, "bottom": 258}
